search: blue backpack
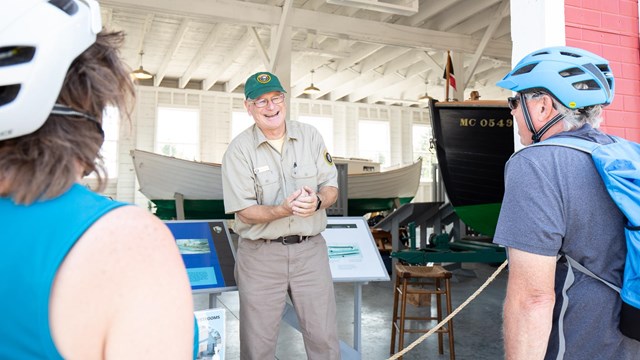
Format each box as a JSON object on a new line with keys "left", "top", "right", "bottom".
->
{"left": 532, "top": 135, "right": 640, "bottom": 341}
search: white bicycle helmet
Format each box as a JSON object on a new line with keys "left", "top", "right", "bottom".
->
{"left": 0, "top": 0, "right": 102, "bottom": 141}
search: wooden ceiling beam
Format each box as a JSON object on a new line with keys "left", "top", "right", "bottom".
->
{"left": 102, "top": 0, "right": 511, "bottom": 58}
{"left": 153, "top": 18, "right": 189, "bottom": 86}
{"left": 202, "top": 29, "right": 252, "bottom": 90}
{"left": 464, "top": 0, "right": 510, "bottom": 85}
{"left": 179, "top": 24, "right": 220, "bottom": 88}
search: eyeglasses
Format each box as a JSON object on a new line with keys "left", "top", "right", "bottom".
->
{"left": 250, "top": 93, "right": 285, "bottom": 108}
{"left": 507, "top": 96, "right": 520, "bottom": 110}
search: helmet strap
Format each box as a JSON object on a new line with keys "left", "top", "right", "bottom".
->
{"left": 51, "top": 104, "right": 104, "bottom": 138}
{"left": 536, "top": 113, "right": 565, "bottom": 141}
{"left": 519, "top": 92, "right": 538, "bottom": 142}
{"left": 520, "top": 92, "right": 565, "bottom": 143}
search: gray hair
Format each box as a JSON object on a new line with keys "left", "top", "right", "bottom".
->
{"left": 524, "top": 91, "right": 603, "bottom": 130}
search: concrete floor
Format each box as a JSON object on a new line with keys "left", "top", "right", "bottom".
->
{"left": 194, "top": 262, "right": 507, "bottom": 360}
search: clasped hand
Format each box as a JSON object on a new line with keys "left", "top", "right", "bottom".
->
{"left": 286, "top": 186, "right": 318, "bottom": 217}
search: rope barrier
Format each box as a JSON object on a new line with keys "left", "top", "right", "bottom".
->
{"left": 387, "top": 259, "right": 509, "bottom": 360}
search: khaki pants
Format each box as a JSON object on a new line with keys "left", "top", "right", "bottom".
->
{"left": 235, "top": 234, "right": 340, "bottom": 360}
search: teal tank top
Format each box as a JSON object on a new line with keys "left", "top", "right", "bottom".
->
{"left": 0, "top": 184, "right": 126, "bottom": 358}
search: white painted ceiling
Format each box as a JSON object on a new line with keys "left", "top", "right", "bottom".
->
{"left": 101, "top": 0, "right": 515, "bottom": 106}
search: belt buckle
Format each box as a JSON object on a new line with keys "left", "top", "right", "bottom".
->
{"left": 281, "top": 235, "right": 301, "bottom": 245}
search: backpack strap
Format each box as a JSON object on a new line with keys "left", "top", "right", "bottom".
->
{"left": 527, "top": 136, "right": 604, "bottom": 154}
{"left": 563, "top": 254, "right": 621, "bottom": 293}
{"left": 512, "top": 134, "right": 620, "bottom": 158}
{"left": 555, "top": 254, "right": 622, "bottom": 359}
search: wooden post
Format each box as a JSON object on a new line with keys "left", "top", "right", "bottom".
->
{"left": 445, "top": 50, "right": 451, "bottom": 101}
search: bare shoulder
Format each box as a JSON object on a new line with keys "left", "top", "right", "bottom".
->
{"left": 74, "top": 205, "right": 184, "bottom": 273}
{"left": 93, "top": 205, "right": 174, "bottom": 245}
{"left": 50, "top": 205, "right": 194, "bottom": 359}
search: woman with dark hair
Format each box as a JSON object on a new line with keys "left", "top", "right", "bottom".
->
{"left": 0, "top": 1, "right": 195, "bottom": 358}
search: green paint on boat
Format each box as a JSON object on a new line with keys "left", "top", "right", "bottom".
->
{"left": 453, "top": 203, "right": 503, "bottom": 236}
{"left": 152, "top": 196, "right": 415, "bottom": 220}
{"left": 347, "top": 197, "right": 414, "bottom": 216}
{"left": 153, "top": 199, "right": 232, "bottom": 220}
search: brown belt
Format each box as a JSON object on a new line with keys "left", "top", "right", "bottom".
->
{"left": 263, "top": 235, "right": 313, "bottom": 245}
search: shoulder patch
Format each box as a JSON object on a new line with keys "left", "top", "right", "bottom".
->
{"left": 324, "top": 150, "right": 333, "bottom": 165}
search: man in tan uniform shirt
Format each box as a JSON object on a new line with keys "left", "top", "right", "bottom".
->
{"left": 221, "top": 72, "right": 340, "bottom": 360}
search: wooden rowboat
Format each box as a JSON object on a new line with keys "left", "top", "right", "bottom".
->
{"left": 131, "top": 149, "right": 422, "bottom": 219}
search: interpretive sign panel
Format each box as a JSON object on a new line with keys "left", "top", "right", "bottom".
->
{"left": 164, "top": 220, "right": 237, "bottom": 293}
{"left": 195, "top": 308, "right": 226, "bottom": 360}
{"left": 323, "top": 217, "right": 390, "bottom": 282}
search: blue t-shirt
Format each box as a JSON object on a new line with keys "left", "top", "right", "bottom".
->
{"left": 494, "top": 125, "right": 640, "bottom": 359}
{"left": 0, "top": 184, "right": 126, "bottom": 359}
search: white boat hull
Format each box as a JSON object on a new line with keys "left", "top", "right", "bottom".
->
{"left": 131, "top": 150, "right": 422, "bottom": 218}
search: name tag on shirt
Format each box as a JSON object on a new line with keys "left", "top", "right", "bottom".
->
{"left": 254, "top": 166, "right": 269, "bottom": 174}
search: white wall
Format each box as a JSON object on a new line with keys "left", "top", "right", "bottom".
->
{"left": 106, "top": 85, "right": 434, "bottom": 208}
{"left": 509, "top": 0, "right": 566, "bottom": 150}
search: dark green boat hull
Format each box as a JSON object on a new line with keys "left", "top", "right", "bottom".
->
{"left": 452, "top": 202, "right": 503, "bottom": 237}
{"left": 153, "top": 200, "right": 233, "bottom": 220}
{"left": 430, "top": 100, "right": 514, "bottom": 236}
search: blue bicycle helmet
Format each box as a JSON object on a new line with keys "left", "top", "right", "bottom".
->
{"left": 497, "top": 46, "right": 615, "bottom": 109}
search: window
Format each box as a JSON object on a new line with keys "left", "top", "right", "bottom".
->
{"left": 412, "top": 124, "right": 437, "bottom": 182}
{"left": 231, "top": 111, "right": 254, "bottom": 139}
{"left": 358, "top": 120, "right": 390, "bottom": 167}
{"left": 156, "top": 107, "right": 199, "bottom": 161}
{"left": 232, "top": 113, "right": 335, "bottom": 153}
{"left": 297, "top": 115, "right": 334, "bottom": 152}
{"left": 85, "top": 106, "right": 119, "bottom": 179}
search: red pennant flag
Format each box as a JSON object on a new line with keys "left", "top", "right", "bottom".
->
{"left": 442, "top": 52, "right": 457, "bottom": 91}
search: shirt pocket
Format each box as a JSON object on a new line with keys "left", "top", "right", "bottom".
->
{"left": 292, "top": 164, "right": 318, "bottom": 190}
{"left": 255, "top": 171, "right": 279, "bottom": 205}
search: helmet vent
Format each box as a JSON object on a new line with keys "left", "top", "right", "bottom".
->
{"left": 560, "top": 51, "right": 582, "bottom": 58}
{"left": 559, "top": 67, "right": 585, "bottom": 77}
{"left": 48, "top": 0, "right": 79, "bottom": 15}
{"left": 597, "top": 64, "right": 611, "bottom": 73}
{"left": 0, "top": 85, "right": 21, "bottom": 106}
{"left": 0, "top": 46, "right": 36, "bottom": 67}
{"left": 531, "top": 51, "right": 550, "bottom": 57}
{"left": 512, "top": 63, "right": 538, "bottom": 75}
{"left": 572, "top": 80, "right": 600, "bottom": 91}
{"left": 583, "top": 62, "right": 612, "bottom": 97}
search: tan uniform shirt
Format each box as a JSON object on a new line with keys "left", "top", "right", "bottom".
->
{"left": 222, "top": 120, "right": 338, "bottom": 240}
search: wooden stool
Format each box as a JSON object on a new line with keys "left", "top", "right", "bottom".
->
{"left": 390, "top": 263, "right": 455, "bottom": 359}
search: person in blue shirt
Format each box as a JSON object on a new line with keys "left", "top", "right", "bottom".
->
{"left": 0, "top": 1, "right": 195, "bottom": 358}
{"left": 493, "top": 46, "right": 640, "bottom": 359}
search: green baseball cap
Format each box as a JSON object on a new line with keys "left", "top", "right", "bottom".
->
{"left": 244, "top": 72, "right": 287, "bottom": 99}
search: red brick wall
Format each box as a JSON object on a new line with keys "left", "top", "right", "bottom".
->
{"left": 565, "top": 0, "right": 640, "bottom": 141}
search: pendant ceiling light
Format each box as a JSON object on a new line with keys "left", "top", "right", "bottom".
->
{"left": 417, "top": 81, "right": 432, "bottom": 103}
{"left": 303, "top": 69, "right": 320, "bottom": 95}
{"left": 131, "top": 50, "right": 153, "bottom": 80}
{"left": 418, "top": 93, "right": 432, "bottom": 103}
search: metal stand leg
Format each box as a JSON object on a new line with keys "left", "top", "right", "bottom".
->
{"left": 354, "top": 282, "right": 363, "bottom": 352}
